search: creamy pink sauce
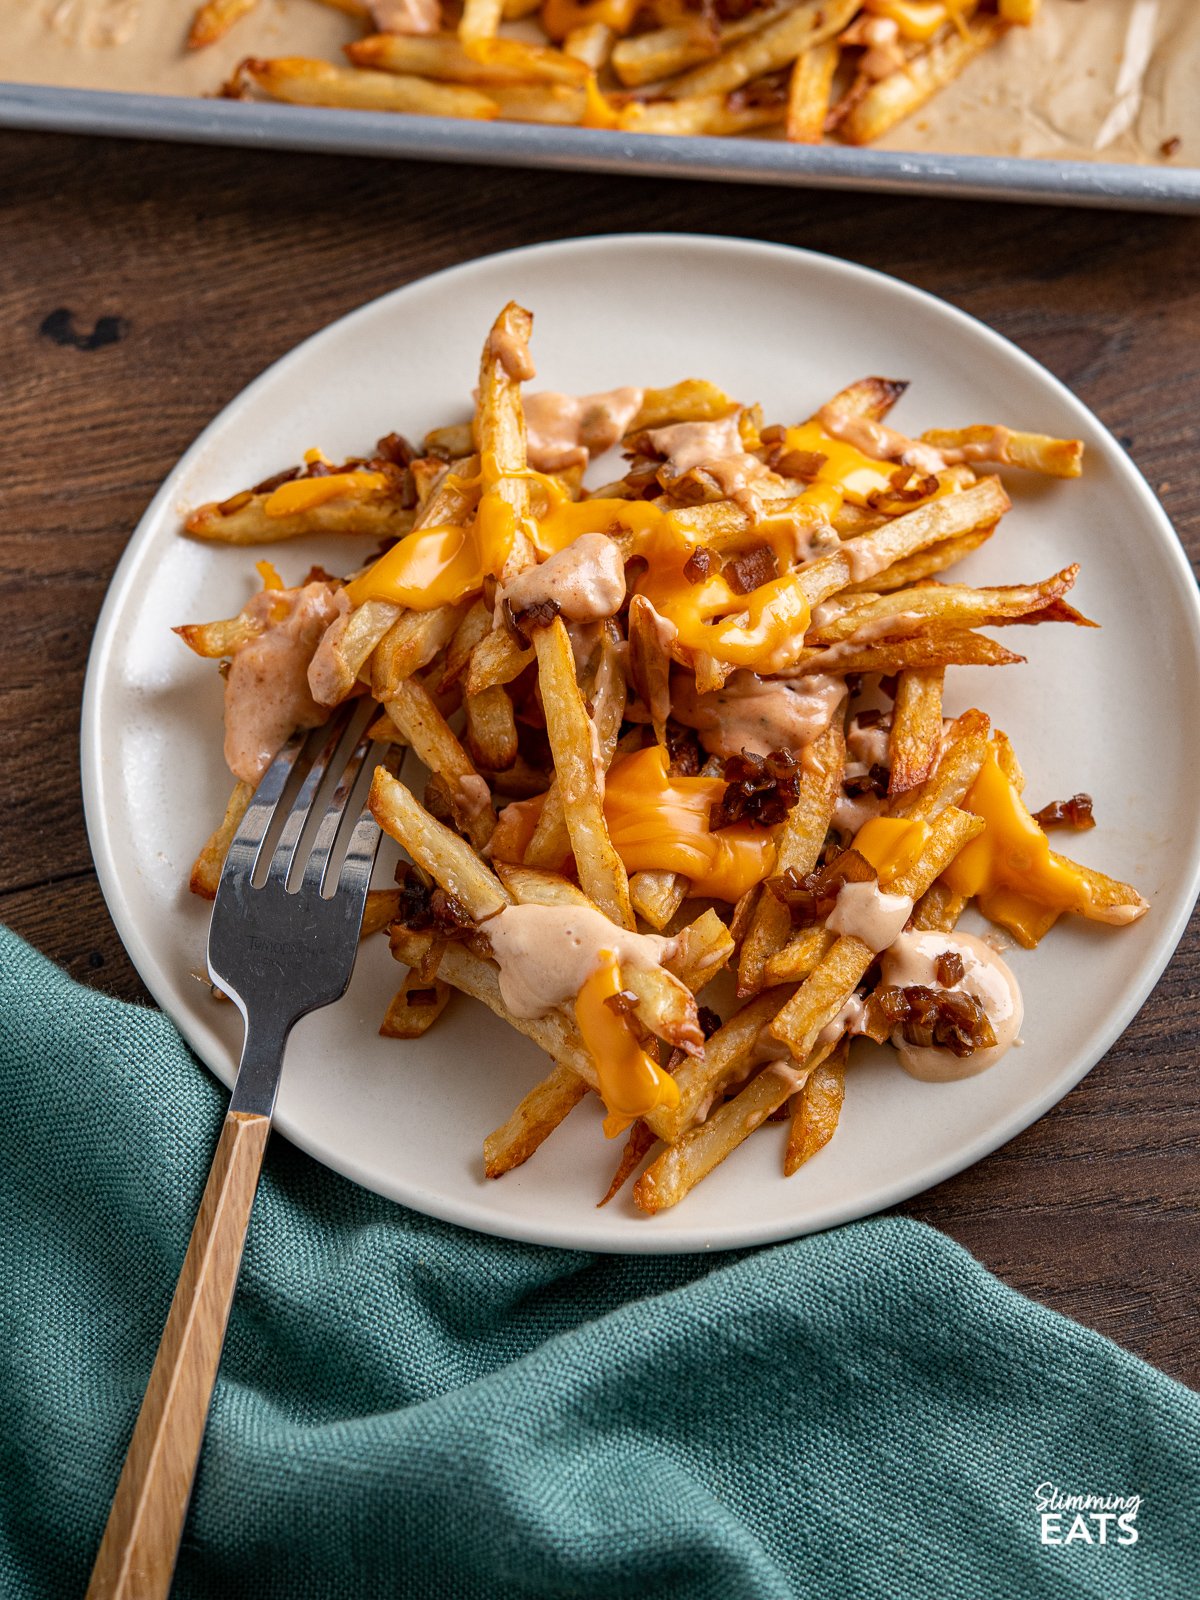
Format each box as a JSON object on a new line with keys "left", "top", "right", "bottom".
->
{"left": 832, "top": 792, "right": 884, "bottom": 835}
{"left": 483, "top": 903, "right": 676, "bottom": 1018}
{"left": 817, "top": 991, "right": 871, "bottom": 1049}
{"left": 487, "top": 324, "right": 535, "bottom": 383}
{"left": 766, "top": 1058, "right": 811, "bottom": 1094}
{"left": 818, "top": 401, "right": 947, "bottom": 477}
{"left": 524, "top": 387, "right": 644, "bottom": 473}
{"left": 846, "top": 717, "right": 891, "bottom": 770}
{"left": 671, "top": 670, "right": 845, "bottom": 759}
{"left": 370, "top": 0, "right": 440, "bottom": 32}
{"left": 498, "top": 532, "right": 625, "bottom": 623}
{"left": 456, "top": 773, "right": 492, "bottom": 820}
{"left": 224, "top": 583, "right": 349, "bottom": 783}
{"left": 859, "top": 16, "right": 905, "bottom": 79}
{"left": 827, "top": 880, "right": 914, "bottom": 951}
{"left": 880, "top": 930, "right": 1023, "bottom": 1081}
{"left": 936, "top": 426, "right": 1013, "bottom": 465}
{"left": 647, "top": 415, "right": 776, "bottom": 508}
{"left": 841, "top": 536, "right": 901, "bottom": 586}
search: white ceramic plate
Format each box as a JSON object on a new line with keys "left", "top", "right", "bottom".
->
{"left": 82, "top": 235, "right": 1200, "bottom": 1253}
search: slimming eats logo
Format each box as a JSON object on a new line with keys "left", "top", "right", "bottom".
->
{"left": 1035, "top": 1483, "right": 1141, "bottom": 1546}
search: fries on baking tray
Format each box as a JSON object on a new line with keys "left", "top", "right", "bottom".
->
{"left": 195, "top": 0, "right": 1041, "bottom": 147}
{"left": 176, "top": 299, "right": 1145, "bottom": 1213}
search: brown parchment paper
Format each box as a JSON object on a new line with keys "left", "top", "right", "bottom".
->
{"left": 2, "top": 0, "right": 1196, "bottom": 170}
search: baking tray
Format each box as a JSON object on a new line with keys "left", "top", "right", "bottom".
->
{"left": 3, "top": 81, "right": 1199, "bottom": 213}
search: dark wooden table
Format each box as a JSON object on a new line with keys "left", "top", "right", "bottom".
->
{"left": 2, "top": 130, "right": 1197, "bottom": 1383}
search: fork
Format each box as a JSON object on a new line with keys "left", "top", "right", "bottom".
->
{"left": 87, "top": 708, "right": 391, "bottom": 1600}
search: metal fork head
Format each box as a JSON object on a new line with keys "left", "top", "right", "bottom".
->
{"left": 208, "top": 706, "right": 393, "bottom": 1078}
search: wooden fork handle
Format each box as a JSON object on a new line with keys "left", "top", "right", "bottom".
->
{"left": 87, "top": 1110, "right": 271, "bottom": 1600}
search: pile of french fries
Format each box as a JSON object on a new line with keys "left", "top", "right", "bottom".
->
{"left": 178, "top": 299, "right": 1146, "bottom": 1215}
{"left": 193, "top": 0, "right": 1039, "bottom": 145}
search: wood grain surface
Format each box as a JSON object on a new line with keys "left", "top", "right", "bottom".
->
{"left": 1, "top": 131, "right": 1197, "bottom": 1383}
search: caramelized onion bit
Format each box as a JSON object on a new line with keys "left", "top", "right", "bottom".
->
{"left": 1033, "top": 793, "right": 1095, "bottom": 830}
{"left": 935, "top": 950, "right": 965, "bottom": 987}
{"left": 843, "top": 763, "right": 890, "bottom": 799}
{"left": 406, "top": 986, "right": 440, "bottom": 1008}
{"left": 868, "top": 465, "right": 939, "bottom": 508}
{"left": 772, "top": 447, "right": 828, "bottom": 481}
{"left": 374, "top": 431, "right": 416, "bottom": 467}
{"left": 871, "top": 984, "right": 997, "bottom": 1058}
{"left": 683, "top": 546, "right": 715, "bottom": 585}
{"left": 710, "top": 748, "right": 801, "bottom": 830}
{"left": 665, "top": 718, "right": 703, "bottom": 777}
{"left": 697, "top": 1004, "right": 722, "bottom": 1039}
{"left": 724, "top": 542, "right": 779, "bottom": 596}
{"left": 503, "top": 596, "right": 561, "bottom": 649}
{"left": 604, "top": 989, "right": 641, "bottom": 1018}
{"left": 766, "top": 846, "right": 877, "bottom": 926}
{"left": 394, "top": 862, "right": 473, "bottom": 937}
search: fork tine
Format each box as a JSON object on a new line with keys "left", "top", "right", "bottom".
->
{"left": 300, "top": 727, "right": 378, "bottom": 894}
{"left": 264, "top": 708, "right": 354, "bottom": 886}
{"left": 336, "top": 799, "right": 385, "bottom": 901}
{"left": 220, "top": 730, "right": 307, "bottom": 884}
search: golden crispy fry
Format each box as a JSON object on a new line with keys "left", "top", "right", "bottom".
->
{"left": 769, "top": 805, "right": 985, "bottom": 1059}
{"left": 798, "top": 477, "right": 1011, "bottom": 610}
{"left": 466, "top": 626, "right": 533, "bottom": 694}
{"left": 465, "top": 685, "right": 518, "bottom": 773}
{"left": 889, "top": 669, "right": 945, "bottom": 796}
{"left": 237, "top": 57, "right": 501, "bottom": 118}
{"left": 891, "top": 707, "right": 992, "bottom": 820}
{"left": 610, "top": 6, "right": 792, "bottom": 89}
{"left": 382, "top": 676, "right": 496, "bottom": 849}
{"left": 786, "top": 39, "right": 838, "bottom": 143}
{"left": 599, "top": 1120, "right": 658, "bottom": 1205}
{"left": 380, "top": 973, "right": 452, "bottom": 1038}
{"left": 911, "top": 880, "right": 969, "bottom": 934}
{"left": 626, "top": 93, "right": 786, "bottom": 139}
{"left": 532, "top": 617, "right": 634, "bottom": 928}
{"left": 844, "top": 526, "right": 995, "bottom": 594}
{"left": 370, "top": 603, "right": 467, "bottom": 702}
{"left": 665, "top": 0, "right": 857, "bottom": 100}
{"left": 350, "top": 31, "right": 589, "bottom": 85}
{"left": 369, "top": 767, "right": 510, "bottom": 919}
{"left": 460, "top": 0, "right": 504, "bottom": 52}
{"left": 487, "top": 84, "right": 588, "bottom": 124}
{"left": 361, "top": 888, "right": 402, "bottom": 938}
{"left": 631, "top": 380, "right": 735, "bottom": 432}
{"left": 627, "top": 594, "right": 673, "bottom": 743}
{"left": 629, "top": 870, "right": 688, "bottom": 931}
{"left": 762, "top": 924, "right": 829, "bottom": 987}
{"left": 784, "top": 1047, "right": 847, "bottom": 1175}
{"left": 668, "top": 907, "right": 736, "bottom": 992}
{"left": 817, "top": 375, "right": 909, "bottom": 424}
{"left": 634, "top": 1040, "right": 838, "bottom": 1214}
{"left": 655, "top": 987, "right": 792, "bottom": 1143}
{"left": 738, "top": 717, "right": 845, "bottom": 996}
{"left": 174, "top": 614, "right": 260, "bottom": 660}
{"left": 189, "top": 780, "right": 252, "bottom": 899}
{"left": 807, "top": 567, "right": 1093, "bottom": 646}
{"left": 921, "top": 426, "right": 1083, "bottom": 479}
{"left": 795, "top": 630, "right": 1025, "bottom": 678}
{"left": 439, "top": 599, "right": 493, "bottom": 691}
{"left": 184, "top": 494, "right": 412, "bottom": 547}
{"left": 484, "top": 1063, "right": 589, "bottom": 1177}
{"left": 477, "top": 302, "right": 537, "bottom": 585}
{"left": 840, "top": 17, "right": 1006, "bottom": 146}
{"left": 309, "top": 599, "right": 399, "bottom": 707}
{"left": 189, "top": 0, "right": 257, "bottom": 51}
{"left": 563, "top": 22, "right": 615, "bottom": 71}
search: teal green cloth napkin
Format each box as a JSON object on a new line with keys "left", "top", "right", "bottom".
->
{"left": 1, "top": 926, "right": 1196, "bottom": 1600}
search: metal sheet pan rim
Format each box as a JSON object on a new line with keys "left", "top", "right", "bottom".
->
{"left": 3, "top": 80, "right": 1198, "bottom": 212}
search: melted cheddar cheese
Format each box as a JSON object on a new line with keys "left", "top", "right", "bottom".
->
{"left": 264, "top": 470, "right": 387, "bottom": 517}
{"left": 574, "top": 951, "right": 680, "bottom": 1137}
{"left": 852, "top": 815, "right": 930, "bottom": 883}
{"left": 603, "top": 745, "right": 774, "bottom": 901}
{"left": 941, "top": 747, "right": 1096, "bottom": 942}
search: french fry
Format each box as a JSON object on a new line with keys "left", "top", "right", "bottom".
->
{"left": 805, "top": 567, "right": 1093, "bottom": 645}
{"left": 350, "top": 32, "right": 589, "bottom": 85}
{"left": 562, "top": 22, "right": 615, "bottom": 71}
{"left": 532, "top": 617, "right": 634, "bottom": 928}
{"left": 189, "top": 780, "right": 252, "bottom": 898}
{"left": 912, "top": 880, "right": 969, "bottom": 934}
{"left": 844, "top": 527, "right": 995, "bottom": 594}
{"left": 369, "top": 768, "right": 510, "bottom": 919}
{"left": 610, "top": 7, "right": 793, "bottom": 89}
{"left": 629, "top": 870, "right": 688, "bottom": 931}
{"left": 738, "top": 717, "right": 845, "bottom": 996}
{"left": 891, "top": 707, "right": 991, "bottom": 820}
{"left": 630, "top": 380, "right": 735, "bottom": 432}
{"left": 487, "top": 84, "right": 588, "bottom": 124}
{"left": 188, "top": 0, "right": 257, "bottom": 51}
{"left": 794, "top": 629, "right": 1026, "bottom": 678}
{"left": 840, "top": 16, "right": 1006, "bottom": 146}
{"left": 627, "top": 594, "right": 673, "bottom": 743}
{"left": 769, "top": 805, "right": 985, "bottom": 1059}
{"left": 174, "top": 615, "right": 260, "bottom": 660}
{"left": 476, "top": 302, "right": 537, "bottom": 585}
{"left": 634, "top": 1040, "right": 838, "bottom": 1214}
{"left": 465, "top": 624, "right": 533, "bottom": 693}
{"left": 599, "top": 1120, "right": 658, "bottom": 1205}
{"left": 184, "top": 494, "right": 412, "bottom": 547}
{"left": 816, "top": 375, "right": 909, "bottom": 423}
{"left": 370, "top": 603, "right": 467, "bottom": 702}
{"left": 380, "top": 974, "right": 452, "bottom": 1038}
{"left": 664, "top": 0, "right": 858, "bottom": 99}
{"left": 786, "top": 39, "right": 838, "bottom": 143}
{"left": 655, "top": 987, "right": 791, "bottom": 1143}
{"left": 465, "top": 685, "right": 518, "bottom": 772}
{"left": 762, "top": 924, "right": 829, "bottom": 987}
{"left": 484, "top": 1063, "right": 590, "bottom": 1177}
{"left": 237, "top": 57, "right": 501, "bottom": 118}
{"left": 889, "top": 669, "right": 945, "bottom": 796}
{"left": 459, "top": 0, "right": 505, "bottom": 53}
{"left": 784, "top": 1045, "right": 847, "bottom": 1175}
{"left": 920, "top": 427, "right": 1084, "bottom": 479}
{"left": 382, "top": 676, "right": 496, "bottom": 849}
{"left": 626, "top": 93, "right": 786, "bottom": 139}
{"left": 309, "top": 599, "right": 400, "bottom": 706}
{"left": 439, "top": 598, "right": 494, "bottom": 691}
{"left": 361, "top": 888, "right": 402, "bottom": 938}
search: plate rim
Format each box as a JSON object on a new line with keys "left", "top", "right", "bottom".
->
{"left": 81, "top": 232, "right": 1200, "bottom": 1252}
